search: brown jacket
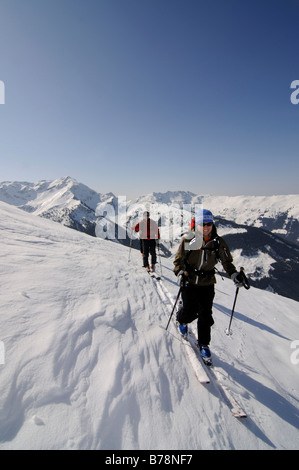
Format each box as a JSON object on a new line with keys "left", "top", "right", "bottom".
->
{"left": 173, "top": 227, "right": 237, "bottom": 286}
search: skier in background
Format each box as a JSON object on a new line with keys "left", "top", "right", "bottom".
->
{"left": 134, "top": 212, "right": 160, "bottom": 272}
{"left": 173, "top": 208, "right": 245, "bottom": 363}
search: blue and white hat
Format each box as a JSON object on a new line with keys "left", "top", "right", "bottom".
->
{"left": 195, "top": 209, "right": 214, "bottom": 225}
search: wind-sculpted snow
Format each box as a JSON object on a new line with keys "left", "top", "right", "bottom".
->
{"left": 0, "top": 202, "right": 298, "bottom": 450}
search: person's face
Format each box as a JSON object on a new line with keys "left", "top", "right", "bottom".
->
{"left": 197, "top": 222, "right": 213, "bottom": 237}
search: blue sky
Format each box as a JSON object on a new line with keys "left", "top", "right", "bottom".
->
{"left": 0, "top": 0, "right": 299, "bottom": 198}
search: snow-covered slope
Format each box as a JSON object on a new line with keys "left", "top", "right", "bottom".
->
{"left": 0, "top": 201, "right": 298, "bottom": 450}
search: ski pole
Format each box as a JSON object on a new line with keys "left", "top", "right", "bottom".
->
{"left": 225, "top": 267, "right": 250, "bottom": 335}
{"left": 128, "top": 238, "right": 133, "bottom": 262}
{"left": 157, "top": 213, "right": 162, "bottom": 277}
{"left": 166, "top": 286, "right": 182, "bottom": 331}
{"left": 240, "top": 268, "right": 250, "bottom": 290}
{"left": 157, "top": 241, "right": 162, "bottom": 277}
{"left": 225, "top": 287, "right": 239, "bottom": 336}
{"left": 128, "top": 227, "right": 134, "bottom": 263}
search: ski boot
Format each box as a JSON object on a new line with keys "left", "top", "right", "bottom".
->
{"left": 198, "top": 344, "right": 212, "bottom": 366}
{"left": 178, "top": 323, "right": 188, "bottom": 338}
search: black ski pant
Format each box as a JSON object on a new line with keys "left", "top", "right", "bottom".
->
{"left": 177, "top": 284, "right": 215, "bottom": 346}
{"left": 142, "top": 239, "right": 157, "bottom": 267}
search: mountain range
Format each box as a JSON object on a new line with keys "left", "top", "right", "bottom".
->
{"left": 1, "top": 176, "right": 299, "bottom": 302}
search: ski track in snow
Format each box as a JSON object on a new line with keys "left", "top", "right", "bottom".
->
{"left": 0, "top": 201, "right": 299, "bottom": 450}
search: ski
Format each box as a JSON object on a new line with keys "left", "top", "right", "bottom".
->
{"left": 210, "top": 368, "right": 247, "bottom": 419}
{"left": 186, "top": 329, "right": 213, "bottom": 367}
{"left": 176, "top": 324, "right": 210, "bottom": 384}
{"left": 151, "top": 274, "right": 247, "bottom": 418}
{"left": 146, "top": 269, "right": 161, "bottom": 281}
{"left": 187, "top": 329, "right": 247, "bottom": 418}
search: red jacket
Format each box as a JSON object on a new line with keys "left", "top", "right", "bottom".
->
{"left": 134, "top": 218, "right": 160, "bottom": 240}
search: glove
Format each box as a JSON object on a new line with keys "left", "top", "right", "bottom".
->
{"left": 231, "top": 271, "right": 244, "bottom": 288}
{"left": 177, "top": 270, "right": 188, "bottom": 286}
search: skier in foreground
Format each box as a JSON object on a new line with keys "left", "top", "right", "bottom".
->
{"left": 134, "top": 212, "right": 160, "bottom": 272}
{"left": 173, "top": 209, "right": 245, "bottom": 364}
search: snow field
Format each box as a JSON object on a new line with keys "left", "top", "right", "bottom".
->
{"left": 0, "top": 201, "right": 298, "bottom": 450}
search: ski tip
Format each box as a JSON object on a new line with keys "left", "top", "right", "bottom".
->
{"left": 232, "top": 408, "right": 247, "bottom": 418}
{"left": 234, "top": 413, "right": 247, "bottom": 419}
{"left": 148, "top": 271, "right": 161, "bottom": 280}
{"left": 199, "top": 378, "right": 210, "bottom": 384}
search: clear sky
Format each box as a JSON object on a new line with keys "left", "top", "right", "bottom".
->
{"left": 0, "top": 0, "right": 299, "bottom": 199}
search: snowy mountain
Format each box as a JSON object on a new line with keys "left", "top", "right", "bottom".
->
{"left": 0, "top": 201, "right": 298, "bottom": 450}
{"left": 1, "top": 179, "right": 298, "bottom": 244}
{"left": 0, "top": 177, "right": 114, "bottom": 237}
{"left": 133, "top": 190, "right": 299, "bottom": 246}
{"left": 121, "top": 191, "right": 299, "bottom": 302}
{"left": 1, "top": 178, "right": 299, "bottom": 301}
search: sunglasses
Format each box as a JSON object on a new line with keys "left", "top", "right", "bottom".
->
{"left": 202, "top": 222, "right": 213, "bottom": 227}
